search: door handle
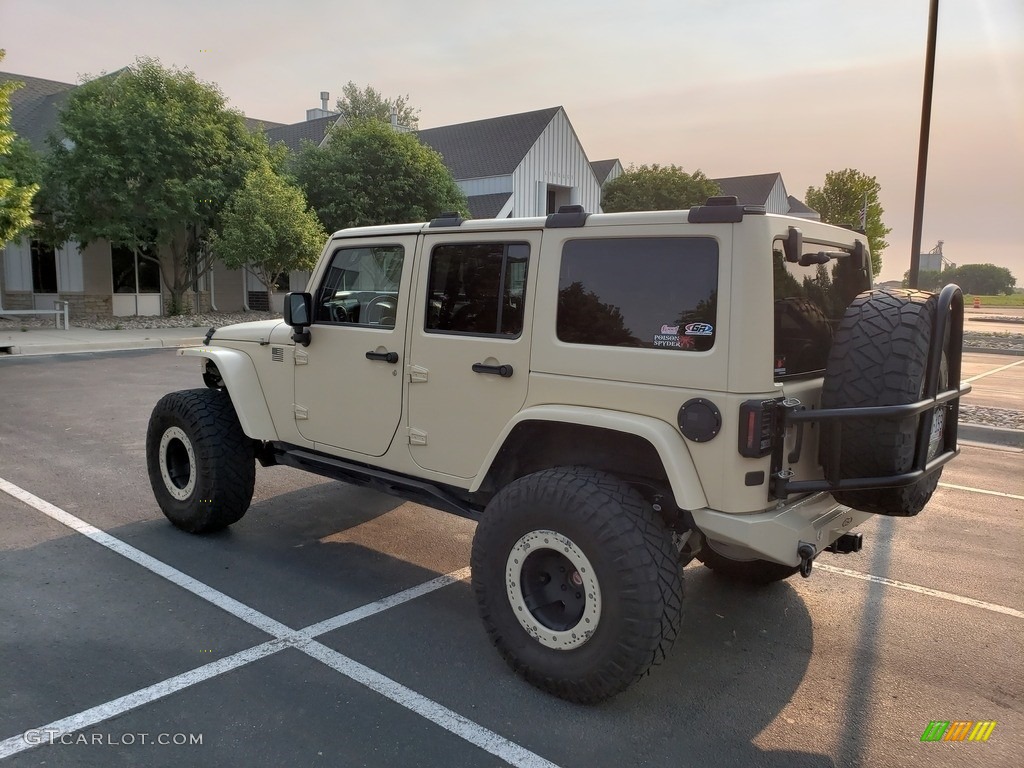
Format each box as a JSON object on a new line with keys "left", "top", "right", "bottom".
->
{"left": 366, "top": 350, "right": 399, "bottom": 364}
{"left": 472, "top": 363, "right": 513, "bottom": 378}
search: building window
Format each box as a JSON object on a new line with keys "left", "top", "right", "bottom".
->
{"left": 112, "top": 246, "right": 161, "bottom": 294}
{"left": 31, "top": 241, "right": 58, "bottom": 293}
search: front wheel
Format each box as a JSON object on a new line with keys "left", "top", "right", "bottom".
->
{"left": 146, "top": 388, "right": 255, "bottom": 533}
{"left": 471, "top": 467, "right": 683, "bottom": 704}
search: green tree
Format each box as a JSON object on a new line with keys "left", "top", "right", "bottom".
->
{"left": 336, "top": 82, "right": 419, "bottom": 128}
{"left": 902, "top": 263, "right": 1015, "bottom": 295}
{"left": 950, "top": 263, "right": 1016, "bottom": 295}
{"left": 213, "top": 162, "right": 326, "bottom": 308}
{"left": 600, "top": 164, "right": 720, "bottom": 213}
{"left": 48, "top": 58, "right": 260, "bottom": 312}
{"left": 805, "top": 168, "right": 890, "bottom": 277}
{"left": 0, "top": 51, "right": 39, "bottom": 243}
{"left": 292, "top": 120, "right": 467, "bottom": 232}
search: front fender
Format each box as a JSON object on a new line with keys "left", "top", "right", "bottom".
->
{"left": 471, "top": 405, "right": 708, "bottom": 510}
{"left": 178, "top": 346, "right": 278, "bottom": 441}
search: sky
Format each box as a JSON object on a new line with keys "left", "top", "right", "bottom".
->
{"left": 3, "top": 0, "right": 1022, "bottom": 284}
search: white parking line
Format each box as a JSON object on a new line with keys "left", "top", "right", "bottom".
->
{"left": 0, "top": 640, "right": 283, "bottom": 759}
{"left": 962, "top": 357, "right": 1024, "bottom": 384}
{"left": 938, "top": 482, "right": 1024, "bottom": 500}
{"left": 816, "top": 564, "right": 1024, "bottom": 619}
{"left": 0, "top": 477, "right": 555, "bottom": 767}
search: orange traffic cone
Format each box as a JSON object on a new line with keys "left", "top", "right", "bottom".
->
{"left": 973, "top": 297, "right": 981, "bottom": 308}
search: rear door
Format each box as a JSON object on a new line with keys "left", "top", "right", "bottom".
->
{"left": 406, "top": 231, "right": 540, "bottom": 478}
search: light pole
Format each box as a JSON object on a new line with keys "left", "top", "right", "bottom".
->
{"left": 908, "top": 0, "right": 940, "bottom": 289}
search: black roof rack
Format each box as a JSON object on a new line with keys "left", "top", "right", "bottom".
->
{"left": 429, "top": 212, "right": 465, "bottom": 228}
{"left": 546, "top": 205, "right": 589, "bottom": 228}
{"left": 688, "top": 196, "right": 766, "bottom": 224}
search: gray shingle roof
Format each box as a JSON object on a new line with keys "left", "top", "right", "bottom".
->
{"left": 590, "top": 159, "right": 619, "bottom": 185}
{"left": 2, "top": 70, "right": 288, "bottom": 152}
{"left": 243, "top": 115, "right": 286, "bottom": 132}
{"left": 1, "top": 72, "right": 76, "bottom": 150}
{"left": 786, "top": 195, "right": 818, "bottom": 216}
{"left": 264, "top": 114, "right": 342, "bottom": 151}
{"left": 417, "top": 107, "right": 560, "bottom": 179}
{"left": 466, "top": 193, "right": 512, "bottom": 219}
{"left": 712, "top": 172, "right": 782, "bottom": 206}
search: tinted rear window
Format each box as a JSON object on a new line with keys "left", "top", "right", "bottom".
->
{"left": 557, "top": 237, "right": 718, "bottom": 351}
{"left": 772, "top": 245, "right": 869, "bottom": 379}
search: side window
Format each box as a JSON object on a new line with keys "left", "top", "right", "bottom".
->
{"left": 425, "top": 242, "right": 529, "bottom": 337}
{"left": 314, "top": 245, "right": 404, "bottom": 327}
{"left": 557, "top": 237, "right": 718, "bottom": 351}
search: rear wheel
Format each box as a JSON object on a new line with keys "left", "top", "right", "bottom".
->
{"left": 146, "top": 388, "right": 255, "bottom": 533}
{"left": 820, "top": 289, "right": 948, "bottom": 516}
{"left": 471, "top": 467, "right": 683, "bottom": 704}
{"left": 698, "top": 540, "right": 800, "bottom": 585}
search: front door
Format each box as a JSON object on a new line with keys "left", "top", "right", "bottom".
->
{"left": 294, "top": 237, "right": 416, "bottom": 456}
{"left": 407, "top": 231, "right": 540, "bottom": 478}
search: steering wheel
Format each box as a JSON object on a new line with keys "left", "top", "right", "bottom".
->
{"left": 364, "top": 295, "right": 394, "bottom": 326}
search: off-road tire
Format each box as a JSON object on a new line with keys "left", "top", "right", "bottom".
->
{"left": 471, "top": 467, "right": 683, "bottom": 704}
{"left": 820, "top": 289, "right": 946, "bottom": 516}
{"left": 146, "top": 388, "right": 255, "bottom": 533}
{"left": 698, "top": 540, "right": 800, "bottom": 584}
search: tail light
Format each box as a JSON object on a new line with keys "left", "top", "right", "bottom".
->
{"left": 738, "top": 398, "right": 781, "bottom": 457}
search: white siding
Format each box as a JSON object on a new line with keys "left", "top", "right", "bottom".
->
{"left": 457, "top": 175, "right": 513, "bottom": 197}
{"left": 766, "top": 177, "right": 789, "bottom": 215}
{"left": 3, "top": 237, "right": 32, "bottom": 291}
{"left": 510, "top": 109, "right": 601, "bottom": 217}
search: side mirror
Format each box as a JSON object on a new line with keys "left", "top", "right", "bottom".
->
{"left": 284, "top": 292, "right": 313, "bottom": 346}
{"left": 784, "top": 226, "right": 803, "bottom": 264}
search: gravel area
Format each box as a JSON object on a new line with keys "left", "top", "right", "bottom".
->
{"left": 959, "top": 404, "right": 1024, "bottom": 430}
{"left": 0, "top": 310, "right": 281, "bottom": 331}
{"left": 962, "top": 330, "right": 1024, "bottom": 352}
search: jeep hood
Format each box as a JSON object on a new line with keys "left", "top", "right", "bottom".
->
{"left": 210, "top": 319, "right": 285, "bottom": 343}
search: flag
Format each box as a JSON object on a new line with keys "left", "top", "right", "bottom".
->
{"left": 859, "top": 193, "right": 868, "bottom": 231}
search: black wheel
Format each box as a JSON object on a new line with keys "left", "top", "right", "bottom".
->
{"left": 471, "top": 467, "right": 683, "bottom": 704}
{"left": 146, "top": 388, "right": 255, "bottom": 533}
{"left": 820, "top": 289, "right": 948, "bottom": 516}
{"left": 698, "top": 540, "right": 800, "bottom": 585}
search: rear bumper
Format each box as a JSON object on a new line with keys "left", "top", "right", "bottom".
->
{"left": 690, "top": 493, "right": 871, "bottom": 566}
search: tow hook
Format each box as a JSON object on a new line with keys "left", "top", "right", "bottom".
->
{"left": 826, "top": 532, "right": 864, "bottom": 554}
{"left": 797, "top": 542, "right": 816, "bottom": 578}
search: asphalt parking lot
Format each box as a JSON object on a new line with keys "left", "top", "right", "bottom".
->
{"left": 1, "top": 349, "right": 1021, "bottom": 767}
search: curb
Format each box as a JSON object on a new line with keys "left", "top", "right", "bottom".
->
{"left": 1, "top": 337, "right": 204, "bottom": 357}
{"left": 958, "top": 423, "right": 1024, "bottom": 449}
{"left": 963, "top": 346, "right": 1024, "bottom": 357}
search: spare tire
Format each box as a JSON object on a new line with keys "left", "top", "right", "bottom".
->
{"left": 820, "top": 289, "right": 948, "bottom": 516}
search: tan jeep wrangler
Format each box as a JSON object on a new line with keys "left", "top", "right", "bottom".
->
{"left": 146, "top": 198, "right": 969, "bottom": 703}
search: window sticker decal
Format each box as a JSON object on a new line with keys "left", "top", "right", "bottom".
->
{"left": 684, "top": 322, "right": 714, "bottom": 336}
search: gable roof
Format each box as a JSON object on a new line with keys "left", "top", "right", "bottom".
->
{"left": 2, "top": 70, "right": 286, "bottom": 152}
{"left": 264, "top": 114, "right": 342, "bottom": 151}
{"left": 417, "top": 107, "right": 560, "bottom": 179}
{"left": 590, "top": 159, "right": 619, "bottom": 185}
{"left": 466, "top": 193, "right": 512, "bottom": 219}
{"left": 1, "top": 72, "right": 77, "bottom": 150}
{"left": 243, "top": 115, "right": 286, "bottom": 132}
{"left": 712, "top": 172, "right": 782, "bottom": 206}
{"left": 786, "top": 195, "right": 819, "bottom": 217}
